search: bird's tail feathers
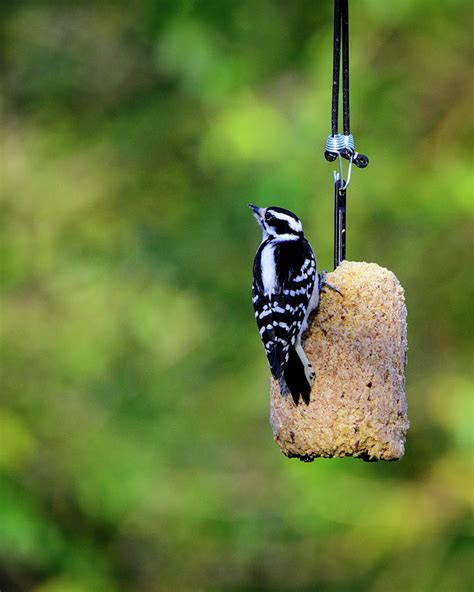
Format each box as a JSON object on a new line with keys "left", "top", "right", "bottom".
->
{"left": 283, "top": 344, "right": 315, "bottom": 405}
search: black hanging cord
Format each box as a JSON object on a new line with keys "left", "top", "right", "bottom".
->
{"left": 341, "top": 0, "right": 350, "bottom": 137}
{"left": 325, "top": 0, "right": 369, "bottom": 269}
{"left": 331, "top": 0, "right": 341, "bottom": 138}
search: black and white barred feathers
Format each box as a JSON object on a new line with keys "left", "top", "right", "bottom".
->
{"left": 249, "top": 205, "right": 320, "bottom": 405}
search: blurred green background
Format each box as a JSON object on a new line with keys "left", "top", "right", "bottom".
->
{"left": 1, "top": 1, "right": 473, "bottom": 591}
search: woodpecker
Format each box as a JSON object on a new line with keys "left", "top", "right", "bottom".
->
{"left": 249, "top": 204, "right": 321, "bottom": 405}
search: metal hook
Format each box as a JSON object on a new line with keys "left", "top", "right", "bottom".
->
{"left": 344, "top": 154, "right": 353, "bottom": 190}
{"left": 335, "top": 152, "right": 353, "bottom": 193}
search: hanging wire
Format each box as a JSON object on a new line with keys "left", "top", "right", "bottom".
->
{"left": 325, "top": 0, "right": 367, "bottom": 168}
{"left": 341, "top": 0, "right": 350, "bottom": 137}
{"left": 331, "top": 0, "right": 342, "bottom": 138}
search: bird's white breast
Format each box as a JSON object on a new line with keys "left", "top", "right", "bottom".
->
{"left": 260, "top": 243, "right": 277, "bottom": 295}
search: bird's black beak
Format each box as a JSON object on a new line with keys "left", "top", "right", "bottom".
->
{"left": 248, "top": 203, "right": 264, "bottom": 218}
{"left": 248, "top": 203, "right": 266, "bottom": 231}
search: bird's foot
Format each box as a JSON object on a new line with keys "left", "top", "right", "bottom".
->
{"left": 319, "top": 270, "right": 343, "bottom": 296}
{"left": 278, "top": 376, "right": 290, "bottom": 396}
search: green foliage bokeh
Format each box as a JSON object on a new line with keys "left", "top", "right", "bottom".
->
{"left": 1, "top": 1, "right": 473, "bottom": 591}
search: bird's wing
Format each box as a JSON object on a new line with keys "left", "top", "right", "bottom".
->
{"left": 252, "top": 241, "right": 316, "bottom": 378}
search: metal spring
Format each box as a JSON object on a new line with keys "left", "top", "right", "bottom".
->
{"left": 342, "top": 134, "right": 355, "bottom": 152}
{"left": 325, "top": 134, "right": 345, "bottom": 153}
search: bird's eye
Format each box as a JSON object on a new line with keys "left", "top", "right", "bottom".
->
{"left": 265, "top": 212, "right": 274, "bottom": 222}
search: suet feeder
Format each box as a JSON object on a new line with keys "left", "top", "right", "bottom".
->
{"left": 270, "top": 261, "right": 408, "bottom": 461}
{"left": 269, "top": 0, "right": 408, "bottom": 461}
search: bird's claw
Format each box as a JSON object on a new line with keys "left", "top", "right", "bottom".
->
{"left": 319, "top": 270, "right": 343, "bottom": 296}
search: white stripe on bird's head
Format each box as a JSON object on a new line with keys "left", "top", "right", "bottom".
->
{"left": 269, "top": 210, "right": 303, "bottom": 233}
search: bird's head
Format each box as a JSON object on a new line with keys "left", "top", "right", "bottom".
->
{"left": 248, "top": 204, "right": 304, "bottom": 239}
